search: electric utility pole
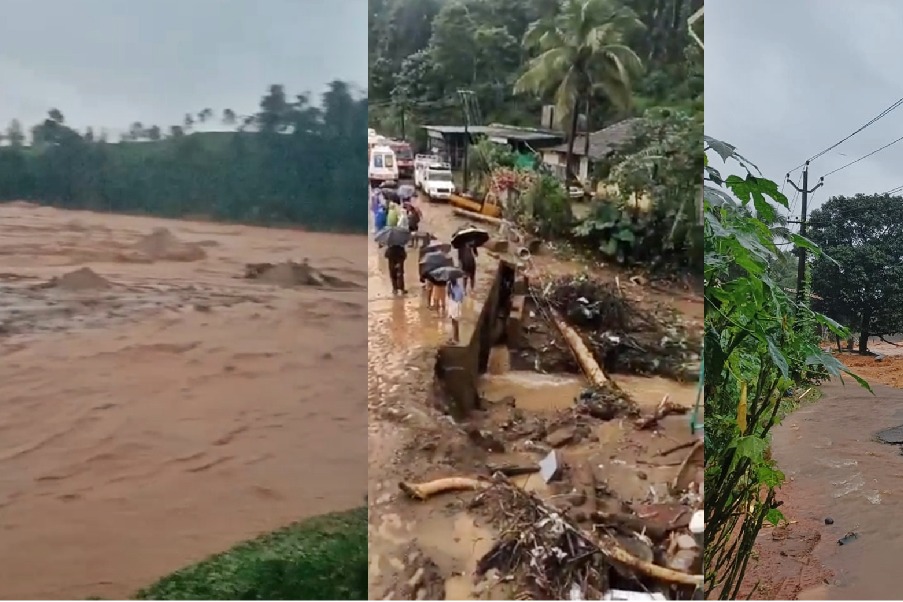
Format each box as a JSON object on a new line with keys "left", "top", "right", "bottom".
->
{"left": 786, "top": 160, "right": 824, "bottom": 305}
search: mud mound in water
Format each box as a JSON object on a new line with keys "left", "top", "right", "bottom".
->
{"left": 47, "top": 267, "right": 111, "bottom": 291}
{"left": 133, "top": 227, "right": 206, "bottom": 262}
{"left": 246, "top": 261, "right": 361, "bottom": 289}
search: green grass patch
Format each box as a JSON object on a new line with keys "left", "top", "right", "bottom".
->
{"left": 135, "top": 507, "right": 367, "bottom": 600}
{"left": 776, "top": 385, "right": 823, "bottom": 423}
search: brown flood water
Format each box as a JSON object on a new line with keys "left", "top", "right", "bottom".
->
{"left": 0, "top": 203, "right": 366, "bottom": 599}
{"left": 770, "top": 374, "right": 903, "bottom": 600}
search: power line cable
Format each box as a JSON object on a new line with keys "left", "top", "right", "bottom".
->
{"left": 788, "top": 96, "right": 903, "bottom": 172}
{"left": 821, "top": 133, "right": 903, "bottom": 178}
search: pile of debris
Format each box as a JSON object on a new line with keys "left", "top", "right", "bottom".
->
{"left": 399, "top": 474, "right": 703, "bottom": 600}
{"left": 531, "top": 275, "right": 700, "bottom": 380}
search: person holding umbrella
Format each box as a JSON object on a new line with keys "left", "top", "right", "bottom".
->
{"left": 451, "top": 226, "right": 489, "bottom": 292}
{"left": 374, "top": 226, "right": 412, "bottom": 295}
{"left": 427, "top": 265, "right": 465, "bottom": 316}
{"left": 385, "top": 244, "right": 407, "bottom": 295}
{"left": 419, "top": 250, "right": 453, "bottom": 308}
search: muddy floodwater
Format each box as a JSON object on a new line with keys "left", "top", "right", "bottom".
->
{"left": 0, "top": 202, "right": 366, "bottom": 599}
{"left": 746, "top": 356, "right": 903, "bottom": 600}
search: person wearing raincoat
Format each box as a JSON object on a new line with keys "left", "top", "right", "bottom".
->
{"left": 374, "top": 200, "right": 388, "bottom": 234}
{"left": 386, "top": 200, "right": 400, "bottom": 228}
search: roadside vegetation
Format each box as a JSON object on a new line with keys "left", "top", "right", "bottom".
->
{"left": 0, "top": 81, "right": 366, "bottom": 231}
{"left": 369, "top": 0, "right": 702, "bottom": 270}
{"left": 136, "top": 508, "right": 367, "bottom": 600}
{"left": 702, "top": 138, "right": 869, "bottom": 599}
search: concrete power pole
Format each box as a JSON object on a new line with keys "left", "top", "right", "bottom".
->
{"left": 786, "top": 161, "right": 824, "bottom": 305}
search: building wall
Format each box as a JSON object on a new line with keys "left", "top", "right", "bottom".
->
{"left": 540, "top": 151, "right": 589, "bottom": 183}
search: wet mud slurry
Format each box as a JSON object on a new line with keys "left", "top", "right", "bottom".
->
{"left": 0, "top": 203, "right": 367, "bottom": 599}
{"left": 742, "top": 355, "right": 903, "bottom": 600}
{"left": 367, "top": 197, "right": 703, "bottom": 599}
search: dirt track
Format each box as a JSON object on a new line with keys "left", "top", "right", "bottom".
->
{"left": 0, "top": 202, "right": 366, "bottom": 599}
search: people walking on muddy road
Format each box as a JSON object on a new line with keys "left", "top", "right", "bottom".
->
{"left": 456, "top": 242, "right": 477, "bottom": 292}
{"left": 374, "top": 199, "right": 388, "bottom": 235}
{"left": 446, "top": 277, "right": 465, "bottom": 343}
{"left": 451, "top": 226, "right": 489, "bottom": 292}
{"left": 405, "top": 201, "right": 422, "bottom": 247}
{"left": 386, "top": 200, "right": 400, "bottom": 228}
{"left": 385, "top": 243, "right": 407, "bottom": 295}
{"left": 396, "top": 202, "right": 409, "bottom": 231}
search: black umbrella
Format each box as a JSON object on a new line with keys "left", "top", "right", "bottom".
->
{"left": 428, "top": 265, "right": 465, "bottom": 283}
{"left": 419, "top": 251, "right": 453, "bottom": 274}
{"left": 451, "top": 226, "right": 490, "bottom": 249}
{"left": 380, "top": 180, "right": 398, "bottom": 189}
{"left": 422, "top": 242, "right": 451, "bottom": 255}
{"left": 398, "top": 184, "right": 416, "bottom": 200}
{"left": 374, "top": 226, "right": 411, "bottom": 247}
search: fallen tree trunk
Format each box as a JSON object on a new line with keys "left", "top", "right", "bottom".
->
{"left": 398, "top": 477, "right": 489, "bottom": 501}
{"left": 597, "top": 532, "right": 703, "bottom": 587}
{"left": 550, "top": 307, "right": 610, "bottom": 387}
{"left": 451, "top": 207, "right": 504, "bottom": 226}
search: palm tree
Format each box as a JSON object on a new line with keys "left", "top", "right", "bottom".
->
{"left": 514, "top": 0, "right": 644, "bottom": 184}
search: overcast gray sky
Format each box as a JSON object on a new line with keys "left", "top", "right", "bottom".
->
{"left": 0, "top": 0, "right": 366, "bottom": 138}
{"left": 706, "top": 0, "right": 903, "bottom": 216}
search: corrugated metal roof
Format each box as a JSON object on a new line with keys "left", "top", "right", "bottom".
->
{"left": 545, "top": 118, "right": 641, "bottom": 160}
{"left": 423, "top": 124, "right": 564, "bottom": 142}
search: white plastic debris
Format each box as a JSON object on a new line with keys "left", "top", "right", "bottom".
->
{"left": 601, "top": 589, "right": 667, "bottom": 601}
{"left": 539, "top": 449, "right": 561, "bottom": 482}
{"left": 689, "top": 509, "right": 704, "bottom": 548}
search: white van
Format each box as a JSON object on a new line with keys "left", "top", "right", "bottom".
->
{"left": 369, "top": 144, "right": 398, "bottom": 187}
{"left": 414, "top": 154, "right": 440, "bottom": 190}
{"left": 422, "top": 162, "right": 455, "bottom": 201}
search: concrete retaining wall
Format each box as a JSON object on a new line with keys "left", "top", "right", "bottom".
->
{"left": 435, "top": 260, "right": 520, "bottom": 419}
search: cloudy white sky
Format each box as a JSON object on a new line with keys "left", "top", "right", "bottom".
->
{"left": 0, "top": 0, "right": 366, "bottom": 138}
{"left": 706, "top": 0, "right": 903, "bottom": 216}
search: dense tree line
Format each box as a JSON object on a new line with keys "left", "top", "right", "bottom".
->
{"left": 809, "top": 194, "right": 903, "bottom": 353}
{"left": 369, "top": 0, "right": 703, "bottom": 149}
{"left": 0, "top": 81, "right": 366, "bottom": 232}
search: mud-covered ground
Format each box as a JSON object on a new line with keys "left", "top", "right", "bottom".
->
{"left": 367, "top": 197, "right": 704, "bottom": 599}
{"left": 0, "top": 202, "right": 367, "bottom": 599}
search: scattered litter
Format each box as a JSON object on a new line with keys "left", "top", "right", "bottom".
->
{"left": 539, "top": 450, "right": 560, "bottom": 483}
{"left": 602, "top": 589, "right": 667, "bottom": 601}
{"left": 837, "top": 531, "right": 859, "bottom": 546}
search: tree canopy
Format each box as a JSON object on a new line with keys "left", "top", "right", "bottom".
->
{"left": 809, "top": 193, "right": 903, "bottom": 352}
{"left": 369, "top": 0, "right": 703, "bottom": 145}
{"left": 0, "top": 81, "right": 366, "bottom": 232}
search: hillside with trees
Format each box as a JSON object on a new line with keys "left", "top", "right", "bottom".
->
{"left": 0, "top": 81, "right": 366, "bottom": 232}
{"left": 369, "top": 0, "right": 703, "bottom": 145}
